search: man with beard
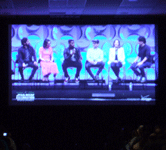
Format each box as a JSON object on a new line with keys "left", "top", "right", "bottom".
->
{"left": 18, "top": 37, "right": 38, "bottom": 81}
{"left": 62, "top": 39, "right": 82, "bottom": 82}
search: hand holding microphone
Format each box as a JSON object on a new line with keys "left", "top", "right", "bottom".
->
{"left": 70, "top": 48, "right": 76, "bottom": 55}
{"left": 22, "top": 63, "right": 28, "bottom": 67}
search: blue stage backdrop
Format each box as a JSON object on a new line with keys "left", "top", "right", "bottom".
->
{"left": 11, "top": 24, "right": 157, "bottom": 83}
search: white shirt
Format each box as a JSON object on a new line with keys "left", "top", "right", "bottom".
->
{"left": 108, "top": 47, "right": 125, "bottom": 65}
{"left": 86, "top": 47, "right": 103, "bottom": 62}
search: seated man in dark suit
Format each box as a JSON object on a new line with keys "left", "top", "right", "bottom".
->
{"left": 62, "top": 39, "right": 82, "bottom": 82}
{"left": 18, "top": 37, "right": 38, "bottom": 81}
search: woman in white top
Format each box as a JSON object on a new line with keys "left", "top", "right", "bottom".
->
{"left": 108, "top": 39, "right": 125, "bottom": 81}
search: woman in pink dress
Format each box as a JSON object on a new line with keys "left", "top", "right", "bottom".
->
{"left": 39, "top": 39, "right": 59, "bottom": 81}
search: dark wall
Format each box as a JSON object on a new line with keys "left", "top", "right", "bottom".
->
{"left": 0, "top": 15, "right": 166, "bottom": 149}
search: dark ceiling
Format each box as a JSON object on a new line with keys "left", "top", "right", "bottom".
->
{"left": 0, "top": 0, "right": 166, "bottom": 15}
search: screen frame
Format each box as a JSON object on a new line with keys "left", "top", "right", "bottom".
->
{"left": 1, "top": 15, "right": 165, "bottom": 106}
{"left": 8, "top": 16, "right": 159, "bottom": 106}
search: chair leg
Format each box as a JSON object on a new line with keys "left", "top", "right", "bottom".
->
{"left": 108, "top": 67, "right": 110, "bottom": 84}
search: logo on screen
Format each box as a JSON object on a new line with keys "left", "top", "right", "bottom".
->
{"left": 16, "top": 92, "right": 35, "bottom": 101}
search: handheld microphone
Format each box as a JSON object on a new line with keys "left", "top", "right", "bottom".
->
{"left": 73, "top": 48, "right": 76, "bottom": 53}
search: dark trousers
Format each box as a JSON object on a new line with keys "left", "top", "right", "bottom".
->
{"left": 110, "top": 62, "right": 122, "bottom": 78}
{"left": 85, "top": 61, "right": 105, "bottom": 79}
{"left": 18, "top": 62, "right": 38, "bottom": 80}
{"left": 131, "top": 61, "right": 152, "bottom": 77}
{"left": 62, "top": 60, "right": 82, "bottom": 78}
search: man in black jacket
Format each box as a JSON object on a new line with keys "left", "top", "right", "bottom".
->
{"left": 18, "top": 37, "right": 38, "bottom": 81}
{"left": 62, "top": 39, "right": 82, "bottom": 82}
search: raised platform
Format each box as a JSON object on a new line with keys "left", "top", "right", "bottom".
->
{"left": 108, "top": 79, "right": 156, "bottom": 91}
{"left": 12, "top": 79, "right": 106, "bottom": 89}
{"left": 108, "top": 79, "right": 157, "bottom": 83}
{"left": 11, "top": 79, "right": 156, "bottom": 90}
{"left": 11, "top": 79, "right": 156, "bottom": 84}
{"left": 12, "top": 79, "right": 105, "bottom": 83}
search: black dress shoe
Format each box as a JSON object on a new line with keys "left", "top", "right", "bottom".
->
{"left": 118, "top": 77, "right": 122, "bottom": 82}
{"left": 115, "top": 77, "right": 121, "bottom": 83}
{"left": 95, "top": 75, "right": 99, "bottom": 80}
{"left": 115, "top": 78, "right": 119, "bottom": 83}
{"left": 28, "top": 78, "right": 34, "bottom": 82}
{"left": 20, "top": 79, "right": 25, "bottom": 82}
{"left": 92, "top": 76, "right": 96, "bottom": 80}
